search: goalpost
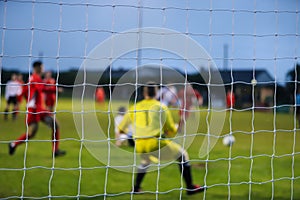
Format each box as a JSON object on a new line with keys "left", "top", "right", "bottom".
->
{"left": 1, "top": 0, "right": 299, "bottom": 199}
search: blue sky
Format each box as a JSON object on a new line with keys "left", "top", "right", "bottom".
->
{"left": 0, "top": 0, "right": 299, "bottom": 84}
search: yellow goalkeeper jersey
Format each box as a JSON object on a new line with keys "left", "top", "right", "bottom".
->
{"left": 118, "top": 99, "right": 177, "bottom": 138}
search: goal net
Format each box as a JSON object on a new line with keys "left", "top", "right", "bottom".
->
{"left": 0, "top": 0, "right": 299, "bottom": 199}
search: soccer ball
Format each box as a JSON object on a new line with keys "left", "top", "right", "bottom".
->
{"left": 222, "top": 135, "right": 235, "bottom": 146}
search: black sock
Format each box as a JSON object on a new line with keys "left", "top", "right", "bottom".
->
{"left": 178, "top": 162, "right": 193, "bottom": 189}
{"left": 134, "top": 172, "right": 146, "bottom": 190}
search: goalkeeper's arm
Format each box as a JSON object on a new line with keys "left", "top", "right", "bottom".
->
{"left": 118, "top": 113, "right": 131, "bottom": 135}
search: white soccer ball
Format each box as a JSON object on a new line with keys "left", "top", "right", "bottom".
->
{"left": 222, "top": 135, "right": 235, "bottom": 146}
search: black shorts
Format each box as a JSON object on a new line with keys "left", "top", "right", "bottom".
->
{"left": 7, "top": 96, "right": 17, "bottom": 106}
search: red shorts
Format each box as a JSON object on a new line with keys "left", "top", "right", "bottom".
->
{"left": 26, "top": 108, "right": 51, "bottom": 125}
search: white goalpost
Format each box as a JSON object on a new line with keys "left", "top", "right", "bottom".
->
{"left": 0, "top": 0, "right": 299, "bottom": 199}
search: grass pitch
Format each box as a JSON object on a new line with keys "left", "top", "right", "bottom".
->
{"left": 0, "top": 97, "right": 299, "bottom": 199}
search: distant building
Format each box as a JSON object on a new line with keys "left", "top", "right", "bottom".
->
{"left": 100, "top": 66, "right": 275, "bottom": 109}
{"left": 220, "top": 69, "right": 274, "bottom": 109}
{"left": 102, "top": 65, "right": 186, "bottom": 100}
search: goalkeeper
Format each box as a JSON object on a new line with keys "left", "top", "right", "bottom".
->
{"left": 118, "top": 82, "right": 205, "bottom": 195}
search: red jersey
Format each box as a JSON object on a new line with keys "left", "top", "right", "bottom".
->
{"left": 95, "top": 87, "right": 105, "bottom": 103}
{"left": 178, "top": 86, "right": 195, "bottom": 108}
{"left": 226, "top": 92, "right": 235, "bottom": 108}
{"left": 43, "top": 77, "right": 56, "bottom": 104}
{"left": 23, "top": 73, "right": 45, "bottom": 111}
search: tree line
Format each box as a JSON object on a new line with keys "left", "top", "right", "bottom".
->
{"left": 1, "top": 64, "right": 299, "bottom": 107}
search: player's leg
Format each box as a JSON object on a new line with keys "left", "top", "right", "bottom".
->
{"left": 160, "top": 140, "right": 194, "bottom": 188}
{"left": 4, "top": 97, "right": 11, "bottom": 120}
{"left": 9, "top": 122, "right": 38, "bottom": 155}
{"left": 12, "top": 96, "right": 18, "bottom": 120}
{"left": 177, "top": 109, "right": 185, "bottom": 133}
{"left": 176, "top": 149, "right": 193, "bottom": 188}
{"left": 42, "top": 115, "right": 66, "bottom": 157}
{"left": 178, "top": 105, "right": 191, "bottom": 133}
{"left": 176, "top": 148, "right": 206, "bottom": 195}
{"left": 133, "top": 139, "right": 153, "bottom": 192}
{"left": 162, "top": 140, "right": 205, "bottom": 195}
{"left": 134, "top": 154, "right": 151, "bottom": 192}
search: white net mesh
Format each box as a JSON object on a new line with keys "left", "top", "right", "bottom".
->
{"left": 0, "top": 0, "right": 299, "bottom": 199}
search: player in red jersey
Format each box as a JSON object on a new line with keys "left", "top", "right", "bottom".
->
{"left": 95, "top": 87, "right": 105, "bottom": 103}
{"left": 177, "top": 85, "right": 200, "bottom": 132}
{"left": 226, "top": 90, "right": 235, "bottom": 109}
{"left": 43, "top": 71, "right": 62, "bottom": 112}
{"left": 8, "top": 61, "right": 66, "bottom": 157}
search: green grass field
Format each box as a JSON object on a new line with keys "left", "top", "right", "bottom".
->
{"left": 0, "top": 97, "right": 300, "bottom": 199}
